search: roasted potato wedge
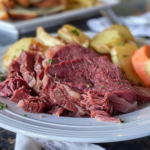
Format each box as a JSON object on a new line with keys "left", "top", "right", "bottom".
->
{"left": 58, "top": 24, "right": 90, "bottom": 48}
{"left": 37, "top": 26, "right": 65, "bottom": 47}
{"left": 90, "top": 29, "right": 124, "bottom": 54}
{"left": 111, "top": 43, "right": 142, "bottom": 84}
{"left": 3, "top": 38, "right": 37, "bottom": 68}
{"left": 109, "top": 24, "right": 134, "bottom": 42}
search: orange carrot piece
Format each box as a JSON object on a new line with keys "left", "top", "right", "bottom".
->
{"left": 131, "top": 45, "right": 150, "bottom": 87}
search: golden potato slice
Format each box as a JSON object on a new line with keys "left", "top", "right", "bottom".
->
{"left": 37, "top": 26, "right": 65, "bottom": 47}
{"left": 58, "top": 24, "right": 90, "bottom": 48}
{"left": 109, "top": 24, "right": 134, "bottom": 42}
{"left": 3, "top": 38, "right": 37, "bottom": 68}
{"left": 110, "top": 43, "right": 142, "bottom": 84}
{"left": 90, "top": 29, "right": 124, "bottom": 54}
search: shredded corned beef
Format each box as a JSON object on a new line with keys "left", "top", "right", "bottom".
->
{"left": 0, "top": 43, "right": 149, "bottom": 123}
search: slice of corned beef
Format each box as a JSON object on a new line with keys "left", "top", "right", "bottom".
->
{"left": 81, "top": 90, "right": 110, "bottom": 112}
{"left": 10, "top": 86, "right": 31, "bottom": 103}
{"left": 52, "top": 43, "right": 99, "bottom": 59}
{"left": 95, "top": 115, "right": 121, "bottom": 123}
{"left": 17, "top": 97, "right": 46, "bottom": 113}
{"left": 43, "top": 43, "right": 100, "bottom": 68}
{"left": 50, "top": 83, "right": 85, "bottom": 114}
{"left": 106, "top": 92, "right": 137, "bottom": 113}
{"left": 92, "top": 79, "right": 136, "bottom": 104}
{"left": 33, "top": 54, "right": 44, "bottom": 93}
{"left": 90, "top": 110, "right": 121, "bottom": 123}
{"left": 48, "top": 106, "right": 64, "bottom": 116}
{"left": 45, "top": 57, "right": 124, "bottom": 82}
{"left": 0, "top": 71, "right": 30, "bottom": 97}
{"left": 8, "top": 60, "right": 20, "bottom": 72}
{"left": 90, "top": 110, "right": 110, "bottom": 118}
{"left": 45, "top": 56, "right": 136, "bottom": 104}
{"left": 40, "top": 75, "right": 56, "bottom": 106}
{"left": 133, "top": 86, "right": 150, "bottom": 102}
{"left": 81, "top": 90, "right": 137, "bottom": 114}
{"left": 20, "top": 52, "right": 36, "bottom": 88}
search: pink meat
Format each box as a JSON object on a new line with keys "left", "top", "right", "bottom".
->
{"left": 0, "top": 71, "right": 30, "bottom": 97}
{"left": 133, "top": 86, "right": 150, "bottom": 101}
{"left": 48, "top": 106, "right": 64, "bottom": 116}
{"left": 95, "top": 115, "right": 121, "bottom": 123}
{"left": 17, "top": 97, "right": 46, "bottom": 113}
{"left": 106, "top": 92, "right": 137, "bottom": 113}
{"left": 90, "top": 110, "right": 111, "bottom": 118}
{"left": 10, "top": 86, "right": 31, "bottom": 103}
{"left": 81, "top": 90, "right": 110, "bottom": 112}
{"left": 45, "top": 56, "right": 136, "bottom": 104}
{"left": 33, "top": 54, "right": 44, "bottom": 93}
{"left": 50, "top": 84, "right": 85, "bottom": 114}
{"left": 8, "top": 59, "right": 20, "bottom": 72}
{"left": 43, "top": 45, "right": 64, "bottom": 68}
{"left": 91, "top": 109, "right": 121, "bottom": 123}
{"left": 20, "top": 52, "right": 36, "bottom": 88}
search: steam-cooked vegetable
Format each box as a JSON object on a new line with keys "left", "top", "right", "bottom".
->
{"left": 37, "top": 26, "right": 65, "bottom": 47}
{"left": 90, "top": 29, "right": 124, "bottom": 54}
{"left": 111, "top": 43, "right": 142, "bottom": 84}
{"left": 132, "top": 45, "right": 150, "bottom": 87}
{"left": 58, "top": 24, "right": 90, "bottom": 48}
{"left": 3, "top": 38, "right": 37, "bottom": 68}
{"left": 109, "top": 24, "right": 134, "bottom": 42}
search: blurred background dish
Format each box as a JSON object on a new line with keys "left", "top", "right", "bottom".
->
{"left": 0, "top": 0, "right": 102, "bottom": 21}
{"left": 0, "top": 0, "right": 119, "bottom": 35}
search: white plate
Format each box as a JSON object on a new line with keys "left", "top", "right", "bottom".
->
{"left": 0, "top": 0, "right": 119, "bottom": 35}
{"left": 0, "top": 32, "right": 150, "bottom": 143}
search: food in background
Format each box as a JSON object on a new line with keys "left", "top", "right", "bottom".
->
{"left": 0, "top": 0, "right": 101, "bottom": 21}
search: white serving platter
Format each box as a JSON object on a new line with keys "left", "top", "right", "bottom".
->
{"left": 0, "top": 0, "right": 119, "bottom": 35}
{"left": 0, "top": 32, "right": 150, "bottom": 143}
